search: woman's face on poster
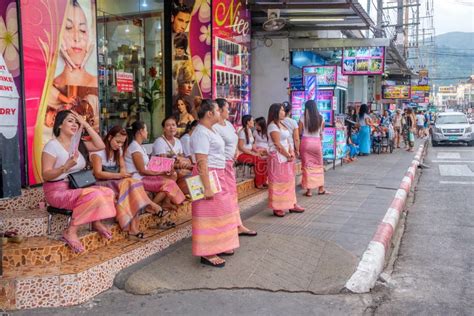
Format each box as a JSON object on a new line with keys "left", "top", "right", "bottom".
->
{"left": 63, "top": 4, "right": 89, "bottom": 67}
{"left": 176, "top": 99, "right": 188, "bottom": 113}
{"left": 178, "top": 81, "right": 193, "bottom": 96}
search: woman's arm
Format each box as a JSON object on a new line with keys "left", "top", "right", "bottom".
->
{"left": 195, "top": 153, "right": 214, "bottom": 199}
{"left": 91, "top": 154, "right": 122, "bottom": 180}
{"left": 293, "top": 127, "right": 300, "bottom": 157}
{"left": 270, "top": 131, "right": 291, "bottom": 159}
{"left": 41, "top": 152, "right": 77, "bottom": 182}
{"left": 237, "top": 138, "right": 257, "bottom": 156}
{"left": 132, "top": 152, "right": 163, "bottom": 176}
{"left": 71, "top": 112, "right": 105, "bottom": 152}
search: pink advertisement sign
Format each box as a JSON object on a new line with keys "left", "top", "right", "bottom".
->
{"left": 20, "top": 0, "right": 99, "bottom": 184}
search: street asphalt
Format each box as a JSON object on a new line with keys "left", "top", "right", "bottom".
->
{"left": 18, "top": 140, "right": 472, "bottom": 316}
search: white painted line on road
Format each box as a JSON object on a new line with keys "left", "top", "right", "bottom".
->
{"left": 439, "top": 165, "right": 474, "bottom": 177}
{"left": 439, "top": 180, "right": 474, "bottom": 185}
{"left": 437, "top": 152, "right": 461, "bottom": 159}
{"left": 432, "top": 160, "right": 474, "bottom": 163}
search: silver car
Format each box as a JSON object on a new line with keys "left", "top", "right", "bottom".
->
{"left": 431, "top": 112, "right": 474, "bottom": 146}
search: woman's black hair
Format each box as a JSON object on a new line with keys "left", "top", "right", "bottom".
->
{"left": 53, "top": 110, "right": 74, "bottom": 137}
{"left": 255, "top": 117, "right": 268, "bottom": 140}
{"left": 282, "top": 101, "right": 292, "bottom": 115}
{"left": 197, "top": 99, "right": 215, "bottom": 119}
{"left": 181, "top": 120, "right": 198, "bottom": 138}
{"left": 267, "top": 103, "right": 283, "bottom": 126}
{"left": 359, "top": 104, "right": 369, "bottom": 119}
{"left": 173, "top": 96, "right": 192, "bottom": 116}
{"left": 127, "top": 121, "right": 146, "bottom": 145}
{"left": 241, "top": 114, "right": 253, "bottom": 145}
{"left": 215, "top": 98, "right": 227, "bottom": 109}
{"left": 174, "top": 32, "right": 188, "bottom": 51}
{"left": 303, "top": 100, "right": 323, "bottom": 134}
{"left": 162, "top": 115, "right": 178, "bottom": 128}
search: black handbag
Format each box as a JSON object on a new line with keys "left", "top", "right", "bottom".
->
{"left": 102, "top": 165, "right": 119, "bottom": 173}
{"left": 68, "top": 170, "right": 96, "bottom": 189}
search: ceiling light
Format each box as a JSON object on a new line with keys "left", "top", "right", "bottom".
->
{"left": 125, "top": 23, "right": 130, "bottom": 33}
{"left": 142, "top": 0, "right": 148, "bottom": 7}
{"left": 289, "top": 18, "right": 345, "bottom": 22}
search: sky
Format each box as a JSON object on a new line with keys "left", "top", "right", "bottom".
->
{"left": 434, "top": 0, "right": 474, "bottom": 35}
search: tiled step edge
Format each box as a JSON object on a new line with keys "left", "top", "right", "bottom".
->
{"left": 0, "top": 224, "right": 192, "bottom": 310}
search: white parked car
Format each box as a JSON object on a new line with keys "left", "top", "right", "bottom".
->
{"left": 431, "top": 112, "right": 474, "bottom": 146}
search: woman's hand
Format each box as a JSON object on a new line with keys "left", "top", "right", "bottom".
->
{"left": 63, "top": 152, "right": 79, "bottom": 171}
{"left": 70, "top": 111, "right": 90, "bottom": 129}
{"left": 119, "top": 170, "right": 132, "bottom": 179}
{"left": 204, "top": 187, "right": 215, "bottom": 200}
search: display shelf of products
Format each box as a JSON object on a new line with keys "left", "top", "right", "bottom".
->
{"left": 215, "top": 37, "right": 242, "bottom": 71}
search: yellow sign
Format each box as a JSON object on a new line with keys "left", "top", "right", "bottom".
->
{"left": 438, "top": 86, "right": 456, "bottom": 93}
{"left": 411, "top": 85, "right": 430, "bottom": 92}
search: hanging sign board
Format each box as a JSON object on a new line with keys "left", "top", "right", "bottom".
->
{"left": 116, "top": 71, "right": 134, "bottom": 92}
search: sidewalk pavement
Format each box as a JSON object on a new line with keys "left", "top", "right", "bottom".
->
{"left": 120, "top": 144, "right": 422, "bottom": 295}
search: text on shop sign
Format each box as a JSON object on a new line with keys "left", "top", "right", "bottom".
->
{"left": 215, "top": 0, "right": 249, "bottom": 37}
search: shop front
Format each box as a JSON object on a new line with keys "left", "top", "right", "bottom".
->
{"left": 0, "top": 0, "right": 251, "bottom": 192}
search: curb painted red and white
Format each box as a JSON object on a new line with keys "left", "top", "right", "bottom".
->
{"left": 345, "top": 143, "right": 426, "bottom": 293}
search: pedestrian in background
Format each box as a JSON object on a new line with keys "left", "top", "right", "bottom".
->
{"left": 191, "top": 99, "right": 240, "bottom": 267}
{"left": 392, "top": 109, "right": 403, "bottom": 148}
{"left": 406, "top": 108, "right": 416, "bottom": 152}
{"left": 357, "top": 104, "right": 373, "bottom": 156}
{"left": 214, "top": 99, "right": 257, "bottom": 238}
{"left": 267, "top": 103, "right": 305, "bottom": 217}
{"left": 299, "top": 100, "right": 329, "bottom": 197}
{"left": 416, "top": 111, "right": 425, "bottom": 138}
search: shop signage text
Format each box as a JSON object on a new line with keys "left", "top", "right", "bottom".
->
{"left": 214, "top": 0, "right": 250, "bottom": 37}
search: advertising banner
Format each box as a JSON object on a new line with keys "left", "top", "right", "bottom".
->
{"left": 171, "top": 0, "right": 211, "bottom": 125}
{"left": 382, "top": 85, "right": 411, "bottom": 99}
{"left": 291, "top": 90, "right": 305, "bottom": 121}
{"left": 322, "top": 127, "right": 336, "bottom": 160}
{"left": 0, "top": 55, "right": 19, "bottom": 137}
{"left": 335, "top": 128, "right": 346, "bottom": 159}
{"left": 212, "top": 0, "right": 251, "bottom": 126}
{"left": 342, "top": 47, "right": 385, "bottom": 75}
{"left": 303, "top": 66, "right": 336, "bottom": 87}
{"left": 21, "top": 0, "right": 99, "bottom": 184}
{"left": 418, "top": 69, "right": 429, "bottom": 85}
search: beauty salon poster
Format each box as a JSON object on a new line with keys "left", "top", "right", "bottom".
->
{"left": 20, "top": 0, "right": 99, "bottom": 184}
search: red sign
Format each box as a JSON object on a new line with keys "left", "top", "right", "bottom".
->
{"left": 116, "top": 71, "right": 134, "bottom": 92}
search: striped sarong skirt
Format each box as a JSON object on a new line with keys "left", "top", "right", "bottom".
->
{"left": 300, "top": 136, "right": 325, "bottom": 190}
{"left": 191, "top": 167, "right": 240, "bottom": 256}
{"left": 267, "top": 152, "right": 296, "bottom": 210}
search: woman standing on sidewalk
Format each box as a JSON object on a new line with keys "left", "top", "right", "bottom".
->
{"left": 299, "top": 100, "right": 329, "bottom": 197}
{"left": 267, "top": 103, "right": 305, "bottom": 217}
{"left": 213, "top": 99, "right": 257, "bottom": 237}
{"left": 357, "top": 104, "right": 373, "bottom": 156}
{"left": 393, "top": 109, "right": 403, "bottom": 148}
{"left": 191, "top": 99, "right": 240, "bottom": 267}
{"left": 236, "top": 114, "right": 268, "bottom": 189}
{"left": 42, "top": 110, "right": 116, "bottom": 253}
{"left": 91, "top": 126, "right": 162, "bottom": 239}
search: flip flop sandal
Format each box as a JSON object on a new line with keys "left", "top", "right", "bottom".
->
{"left": 128, "top": 232, "right": 145, "bottom": 240}
{"left": 318, "top": 191, "right": 331, "bottom": 195}
{"left": 4, "top": 231, "right": 24, "bottom": 243}
{"left": 218, "top": 251, "right": 235, "bottom": 256}
{"left": 238, "top": 230, "right": 258, "bottom": 237}
{"left": 200, "top": 256, "right": 225, "bottom": 268}
{"left": 303, "top": 192, "right": 313, "bottom": 197}
{"left": 95, "top": 229, "right": 113, "bottom": 240}
{"left": 61, "top": 235, "right": 85, "bottom": 254}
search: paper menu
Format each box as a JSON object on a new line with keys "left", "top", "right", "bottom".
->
{"left": 147, "top": 156, "right": 175, "bottom": 173}
{"left": 185, "top": 170, "right": 222, "bottom": 201}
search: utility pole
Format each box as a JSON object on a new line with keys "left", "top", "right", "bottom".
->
{"left": 375, "top": 0, "right": 383, "bottom": 38}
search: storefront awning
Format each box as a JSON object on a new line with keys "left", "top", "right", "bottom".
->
{"left": 250, "top": 0, "right": 375, "bottom": 33}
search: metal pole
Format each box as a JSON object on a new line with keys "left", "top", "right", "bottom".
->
{"left": 376, "top": 0, "right": 383, "bottom": 38}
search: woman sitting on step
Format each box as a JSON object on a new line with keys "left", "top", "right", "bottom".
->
{"left": 42, "top": 110, "right": 116, "bottom": 253}
{"left": 124, "top": 121, "right": 186, "bottom": 213}
{"left": 90, "top": 126, "right": 162, "bottom": 240}
{"left": 152, "top": 116, "right": 193, "bottom": 195}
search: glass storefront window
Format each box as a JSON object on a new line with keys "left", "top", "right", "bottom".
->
{"left": 97, "top": 0, "right": 164, "bottom": 140}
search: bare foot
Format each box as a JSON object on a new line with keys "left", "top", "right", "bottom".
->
{"left": 145, "top": 202, "right": 162, "bottom": 215}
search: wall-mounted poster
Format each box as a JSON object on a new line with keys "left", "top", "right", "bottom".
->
{"left": 303, "top": 66, "right": 336, "bottom": 87}
{"left": 342, "top": 47, "right": 385, "bottom": 75}
{"left": 383, "top": 85, "right": 411, "bottom": 99}
{"left": 21, "top": 0, "right": 99, "bottom": 184}
{"left": 171, "top": 0, "right": 211, "bottom": 132}
{"left": 212, "top": 0, "right": 251, "bottom": 126}
{"left": 322, "top": 127, "right": 336, "bottom": 160}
